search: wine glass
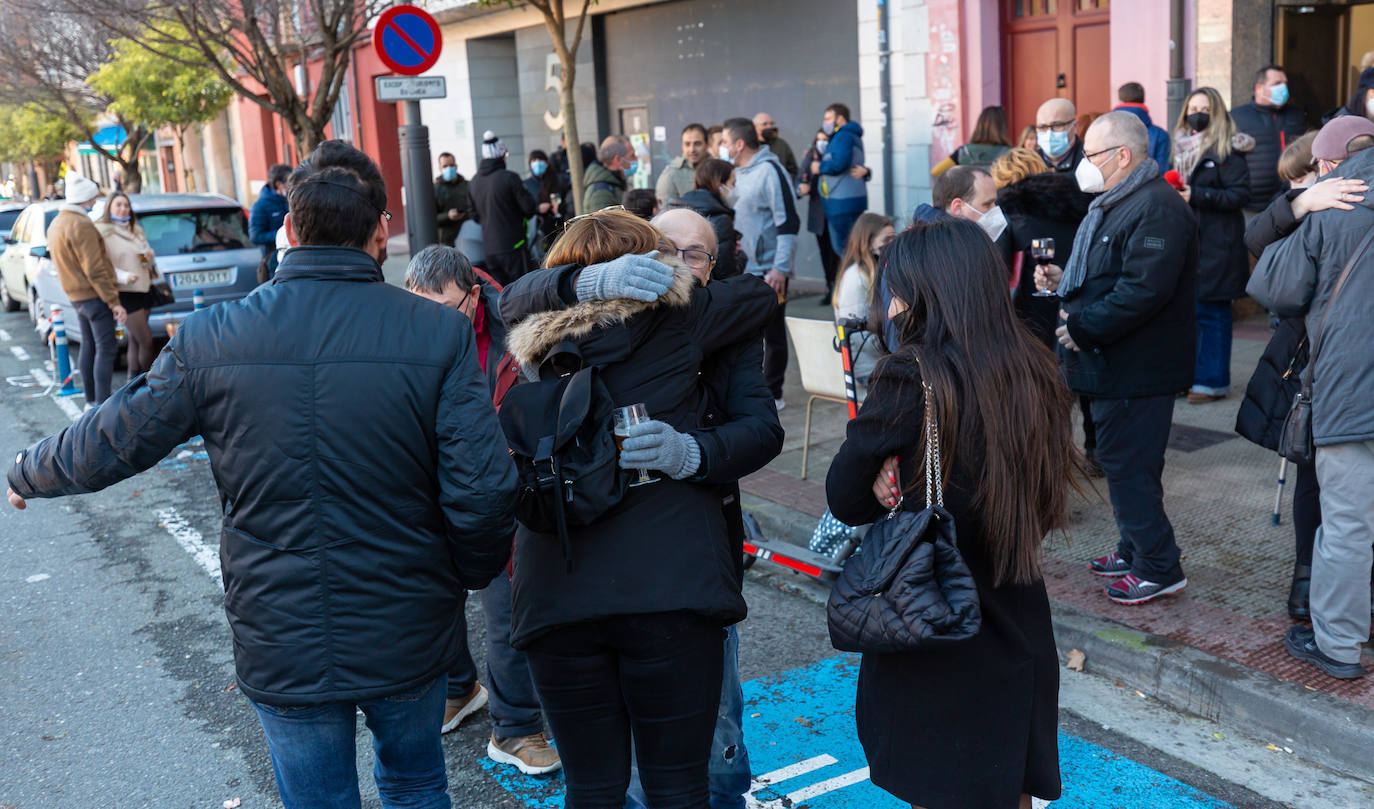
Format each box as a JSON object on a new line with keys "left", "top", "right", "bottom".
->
{"left": 1030, "top": 237, "right": 1057, "bottom": 298}
{"left": 613, "top": 403, "right": 656, "bottom": 486}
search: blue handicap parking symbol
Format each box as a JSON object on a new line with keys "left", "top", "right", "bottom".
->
{"left": 485, "top": 654, "right": 1236, "bottom": 808}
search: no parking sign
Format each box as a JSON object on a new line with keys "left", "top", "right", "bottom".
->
{"left": 374, "top": 5, "right": 442, "bottom": 76}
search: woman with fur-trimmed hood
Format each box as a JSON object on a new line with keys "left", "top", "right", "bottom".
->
{"left": 497, "top": 208, "right": 776, "bottom": 808}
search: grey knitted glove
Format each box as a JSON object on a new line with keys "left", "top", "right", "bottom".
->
{"left": 618, "top": 420, "right": 701, "bottom": 480}
{"left": 575, "top": 251, "right": 674, "bottom": 302}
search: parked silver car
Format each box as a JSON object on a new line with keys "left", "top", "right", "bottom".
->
{"left": 30, "top": 193, "right": 261, "bottom": 342}
{"left": 0, "top": 201, "right": 62, "bottom": 312}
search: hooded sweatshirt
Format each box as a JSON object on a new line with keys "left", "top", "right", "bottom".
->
{"left": 816, "top": 120, "right": 868, "bottom": 218}
{"left": 733, "top": 144, "right": 799, "bottom": 277}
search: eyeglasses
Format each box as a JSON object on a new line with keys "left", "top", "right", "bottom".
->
{"left": 1083, "top": 145, "right": 1123, "bottom": 161}
{"left": 1035, "top": 119, "right": 1077, "bottom": 133}
{"left": 380, "top": 209, "right": 392, "bottom": 222}
{"left": 675, "top": 247, "right": 715, "bottom": 270}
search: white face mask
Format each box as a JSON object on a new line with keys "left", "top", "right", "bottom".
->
{"left": 1075, "top": 147, "right": 1121, "bottom": 194}
{"left": 967, "top": 202, "right": 1008, "bottom": 241}
{"left": 1366, "top": 96, "right": 1374, "bottom": 119}
{"left": 721, "top": 185, "right": 739, "bottom": 207}
{"left": 718, "top": 144, "right": 731, "bottom": 162}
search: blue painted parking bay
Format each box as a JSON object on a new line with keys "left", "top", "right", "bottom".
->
{"left": 484, "top": 654, "right": 1234, "bottom": 808}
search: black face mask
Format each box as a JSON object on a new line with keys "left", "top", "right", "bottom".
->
{"left": 762, "top": 127, "right": 778, "bottom": 142}
{"left": 889, "top": 309, "right": 911, "bottom": 338}
{"left": 1185, "top": 112, "right": 1211, "bottom": 133}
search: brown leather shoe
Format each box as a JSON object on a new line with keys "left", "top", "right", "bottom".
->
{"left": 441, "top": 683, "right": 488, "bottom": 734}
{"left": 487, "top": 732, "right": 562, "bottom": 775}
{"left": 1186, "top": 392, "right": 1226, "bottom": 404}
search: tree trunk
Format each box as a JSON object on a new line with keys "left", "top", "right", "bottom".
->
{"left": 176, "top": 127, "right": 197, "bottom": 192}
{"left": 289, "top": 111, "right": 324, "bottom": 162}
{"left": 561, "top": 68, "right": 584, "bottom": 216}
{"left": 121, "top": 158, "right": 143, "bottom": 193}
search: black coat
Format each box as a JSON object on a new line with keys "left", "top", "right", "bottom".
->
{"left": 499, "top": 264, "right": 778, "bottom": 648}
{"left": 668, "top": 188, "right": 744, "bottom": 279}
{"left": 798, "top": 145, "right": 828, "bottom": 235}
{"left": 1061, "top": 176, "right": 1199, "bottom": 398}
{"left": 1231, "top": 102, "right": 1308, "bottom": 210}
{"left": 826, "top": 353, "right": 1061, "bottom": 807}
{"left": 7, "top": 247, "right": 518, "bottom": 705}
{"left": 997, "top": 173, "right": 1093, "bottom": 347}
{"left": 469, "top": 157, "right": 537, "bottom": 257}
{"left": 1244, "top": 187, "right": 1303, "bottom": 259}
{"left": 1186, "top": 147, "right": 1251, "bottom": 301}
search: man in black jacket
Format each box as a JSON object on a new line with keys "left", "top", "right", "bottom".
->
{"left": 6, "top": 141, "right": 518, "bottom": 807}
{"left": 469, "top": 131, "right": 538, "bottom": 285}
{"left": 1232, "top": 65, "right": 1309, "bottom": 211}
{"left": 1039, "top": 112, "right": 1198, "bottom": 605}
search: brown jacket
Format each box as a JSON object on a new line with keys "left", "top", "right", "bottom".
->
{"left": 49, "top": 207, "right": 119, "bottom": 309}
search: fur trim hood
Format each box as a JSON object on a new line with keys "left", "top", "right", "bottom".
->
{"left": 997, "top": 172, "right": 1093, "bottom": 223}
{"left": 1231, "top": 132, "right": 1256, "bottom": 154}
{"left": 506, "top": 257, "right": 697, "bottom": 369}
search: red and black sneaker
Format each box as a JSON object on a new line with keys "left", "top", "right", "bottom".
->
{"left": 1088, "top": 552, "right": 1131, "bottom": 578}
{"left": 1105, "top": 573, "right": 1188, "bottom": 605}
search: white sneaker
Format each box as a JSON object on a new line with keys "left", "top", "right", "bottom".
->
{"left": 441, "top": 683, "right": 488, "bottom": 733}
{"left": 774, "top": 398, "right": 786, "bottom": 412}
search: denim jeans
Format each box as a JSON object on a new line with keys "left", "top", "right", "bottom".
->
{"left": 249, "top": 675, "right": 450, "bottom": 809}
{"left": 1192, "top": 300, "right": 1233, "bottom": 396}
{"left": 71, "top": 297, "right": 117, "bottom": 405}
{"left": 625, "top": 624, "right": 751, "bottom": 809}
{"left": 481, "top": 571, "right": 546, "bottom": 738}
{"left": 826, "top": 210, "right": 860, "bottom": 257}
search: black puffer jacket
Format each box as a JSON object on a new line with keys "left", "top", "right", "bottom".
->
{"left": 499, "top": 264, "right": 778, "bottom": 647}
{"left": 1231, "top": 102, "right": 1308, "bottom": 210}
{"left": 7, "top": 247, "right": 518, "bottom": 705}
{"left": 1244, "top": 188, "right": 1304, "bottom": 259}
{"left": 1061, "top": 175, "right": 1199, "bottom": 398}
{"left": 997, "top": 172, "right": 1093, "bottom": 347}
{"left": 469, "top": 157, "right": 537, "bottom": 256}
{"left": 1184, "top": 140, "right": 1252, "bottom": 301}
{"left": 668, "top": 188, "right": 743, "bottom": 279}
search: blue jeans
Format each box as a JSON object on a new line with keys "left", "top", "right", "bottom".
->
{"left": 249, "top": 675, "right": 451, "bottom": 809}
{"left": 625, "top": 624, "right": 750, "bottom": 809}
{"left": 1192, "top": 300, "right": 1232, "bottom": 396}
{"left": 481, "top": 571, "right": 546, "bottom": 738}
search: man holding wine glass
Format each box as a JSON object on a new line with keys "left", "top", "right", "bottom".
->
{"left": 1034, "top": 111, "right": 1200, "bottom": 606}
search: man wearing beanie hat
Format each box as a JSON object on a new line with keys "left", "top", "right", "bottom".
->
{"left": 1249, "top": 117, "right": 1374, "bottom": 681}
{"left": 468, "top": 130, "right": 536, "bottom": 285}
{"left": 46, "top": 172, "right": 125, "bottom": 406}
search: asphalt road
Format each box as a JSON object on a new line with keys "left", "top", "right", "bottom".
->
{"left": 0, "top": 306, "right": 1369, "bottom": 809}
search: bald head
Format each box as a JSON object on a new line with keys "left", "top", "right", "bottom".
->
{"left": 652, "top": 208, "right": 717, "bottom": 284}
{"left": 1083, "top": 111, "right": 1150, "bottom": 190}
{"left": 754, "top": 112, "right": 777, "bottom": 142}
{"left": 1037, "top": 98, "right": 1077, "bottom": 126}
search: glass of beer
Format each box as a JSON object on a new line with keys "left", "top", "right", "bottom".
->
{"left": 613, "top": 403, "right": 655, "bottom": 486}
{"left": 1030, "top": 237, "right": 1057, "bottom": 297}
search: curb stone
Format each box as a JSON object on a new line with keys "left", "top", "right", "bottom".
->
{"left": 742, "top": 495, "right": 1374, "bottom": 784}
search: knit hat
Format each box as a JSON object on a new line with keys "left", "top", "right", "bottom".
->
{"left": 482, "top": 130, "right": 507, "bottom": 160}
{"left": 64, "top": 172, "right": 100, "bottom": 204}
{"left": 1313, "top": 115, "right": 1374, "bottom": 160}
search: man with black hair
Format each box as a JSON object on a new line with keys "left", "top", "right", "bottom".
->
{"left": 469, "top": 131, "right": 538, "bottom": 285}
{"left": 812, "top": 102, "right": 868, "bottom": 254}
{"left": 1233, "top": 65, "right": 1308, "bottom": 211}
{"left": 249, "top": 163, "right": 291, "bottom": 278}
{"left": 435, "top": 151, "right": 471, "bottom": 247}
{"left": 657, "top": 123, "right": 708, "bottom": 205}
{"left": 6, "top": 139, "right": 518, "bottom": 807}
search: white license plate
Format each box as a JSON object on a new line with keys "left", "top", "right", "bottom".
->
{"left": 169, "top": 269, "right": 234, "bottom": 289}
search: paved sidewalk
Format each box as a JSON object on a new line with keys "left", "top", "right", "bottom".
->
{"left": 743, "top": 299, "right": 1374, "bottom": 781}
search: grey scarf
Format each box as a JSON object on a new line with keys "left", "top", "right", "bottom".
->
{"left": 1059, "top": 158, "right": 1160, "bottom": 299}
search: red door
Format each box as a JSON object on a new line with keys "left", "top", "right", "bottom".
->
{"left": 1003, "top": 0, "right": 1112, "bottom": 135}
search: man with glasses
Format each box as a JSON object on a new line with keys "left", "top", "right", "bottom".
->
{"left": 1035, "top": 112, "right": 1199, "bottom": 606}
{"left": 1035, "top": 97, "right": 1085, "bottom": 173}
{"left": 6, "top": 141, "right": 518, "bottom": 806}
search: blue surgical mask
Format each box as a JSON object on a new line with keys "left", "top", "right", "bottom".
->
{"left": 816, "top": 139, "right": 829, "bottom": 154}
{"left": 111, "top": 214, "right": 130, "bottom": 224}
{"left": 1038, "top": 129, "right": 1070, "bottom": 158}
{"left": 822, "top": 121, "right": 836, "bottom": 136}
{"left": 1267, "top": 82, "right": 1289, "bottom": 107}
{"left": 626, "top": 161, "right": 639, "bottom": 178}
{"left": 531, "top": 160, "right": 548, "bottom": 177}
{"left": 441, "top": 166, "right": 458, "bottom": 182}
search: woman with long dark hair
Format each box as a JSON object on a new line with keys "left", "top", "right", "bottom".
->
{"left": 931, "top": 105, "right": 1013, "bottom": 176}
{"left": 827, "top": 218, "right": 1080, "bottom": 809}
{"left": 94, "top": 192, "right": 158, "bottom": 376}
{"left": 1172, "top": 86, "right": 1253, "bottom": 404}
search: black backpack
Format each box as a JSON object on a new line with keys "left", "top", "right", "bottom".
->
{"left": 498, "top": 341, "right": 628, "bottom": 566}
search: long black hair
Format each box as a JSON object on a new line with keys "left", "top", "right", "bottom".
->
{"left": 880, "top": 217, "right": 1083, "bottom": 585}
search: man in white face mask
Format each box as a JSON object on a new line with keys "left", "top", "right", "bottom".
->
{"left": 932, "top": 165, "right": 1007, "bottom": 242}
{"left": 1036, "top": 111, "right": 1200, "bottom": 607}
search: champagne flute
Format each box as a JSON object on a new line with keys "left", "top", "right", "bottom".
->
{"left": 1030, "top": 237, "right": 1057, "bottom": 297}
{"left": 613, "top": 403, "right": 656, "bottom": 486}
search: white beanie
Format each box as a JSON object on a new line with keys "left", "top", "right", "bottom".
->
{"left": 64, "top": 173, "right": 100, "bottom": 204}
{"left": 482, "top": 130, "right": 507, "bottom": 160}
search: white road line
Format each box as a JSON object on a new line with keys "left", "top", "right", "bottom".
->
{"left": 10, "top": 345, "right": 30, "bottom": 361}
{"left": 29, "top": 367, "right": 82, "bottom": 421}
{"left": 0, "top": 328, "right": 11, "bottom": 341}
{"left": 770, "top": 767, "right": 869, "bottom": 807}
{"left": 157, "top": 507, "right": 222, "bottom": 586}
{"left": 751, "top": 754, "right": 838, "bottom": 789}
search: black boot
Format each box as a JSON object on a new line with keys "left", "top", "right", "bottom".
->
{"left": 1288, "top": 564, "right": 1311, "bottom": 621}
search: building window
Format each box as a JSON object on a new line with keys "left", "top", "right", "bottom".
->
{"left": 330, "top": 73, "right": 354, "bottom": 144}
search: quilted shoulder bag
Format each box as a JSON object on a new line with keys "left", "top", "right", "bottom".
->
{"left": 826, "top": 382, "right": 982, "bottom": 653}
{"left": 1278, "top": 227, "right": 1374, "bottom": 465}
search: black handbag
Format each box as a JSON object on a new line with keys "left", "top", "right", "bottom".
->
{"left": 1277, "top": 227, "right": 1374, "bottom": 465}
{"left": 826, "top": 383, "right": 982, "bottom": 653}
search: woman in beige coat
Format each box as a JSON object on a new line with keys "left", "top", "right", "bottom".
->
{"left": 95, "top": 193, "right": 159, "bottom": 376}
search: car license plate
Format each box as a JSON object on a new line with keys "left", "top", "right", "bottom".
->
{"left": 169, "top": 269, "right": 234, "bottom": 289}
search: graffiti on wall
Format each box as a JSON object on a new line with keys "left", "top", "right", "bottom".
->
{"left": 926, "top": 0, "right": 963, "bottom": 166}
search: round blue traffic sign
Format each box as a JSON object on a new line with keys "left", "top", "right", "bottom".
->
{"left": 374, "top": 5, "right": 442, "bottom": 76}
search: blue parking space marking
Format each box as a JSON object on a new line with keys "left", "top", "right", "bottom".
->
{"left": 159, "top": 436, "right": 208, "bottom": 471}
{"left": 483, "top": 654, "right": 1235, "bottom": 808}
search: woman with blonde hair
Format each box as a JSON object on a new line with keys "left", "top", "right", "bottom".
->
{"left": 94, "top": 192, "right": 159, "bottom": 377}
{"left": 1172, "top": 86, "right": 1253, "bottom": 404}
{"left": 989, "top": 146, "right": 1051, "bottom": 189}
